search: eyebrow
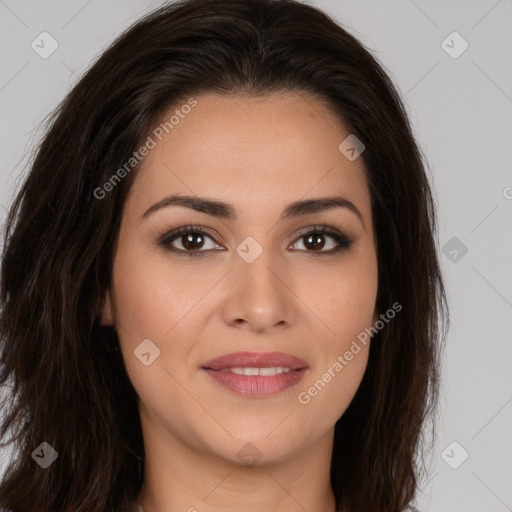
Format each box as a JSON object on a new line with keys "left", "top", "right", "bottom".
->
{"left": 142, "top": 194, "right": 365, "bottom": 229}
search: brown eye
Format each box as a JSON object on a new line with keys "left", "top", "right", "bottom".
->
{"left": 159, "top": 226, "right": 222, "bottom": 257}
{"left": 158, "top": 224, "right": 353, "bottom": 257}
{"left": 290, "top": 226, "right": 354, "bottom": 254}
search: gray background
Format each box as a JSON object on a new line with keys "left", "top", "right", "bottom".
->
{"left": 0, "top": 1, "right": 511, "bottom": 511}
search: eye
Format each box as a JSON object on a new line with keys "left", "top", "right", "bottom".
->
{"left": 289, "top": 225, "right": 354, "bottom": 254}
{"left": 158, "top": 224, "right": 222, "bottom": 257}
{"left": 158, "top": 224, "right": 354, "bottom": 257}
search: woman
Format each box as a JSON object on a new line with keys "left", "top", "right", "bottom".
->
{"left": 0, "top": 0, "right": 448, "bottom": 511}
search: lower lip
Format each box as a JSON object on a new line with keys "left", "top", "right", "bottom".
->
{"left": 203, "top": 368, "right": 307, "bottom": 397}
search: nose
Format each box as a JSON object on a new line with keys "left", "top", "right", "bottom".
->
{"left": 221, "top": 246, "right": 296, "bottom": 334}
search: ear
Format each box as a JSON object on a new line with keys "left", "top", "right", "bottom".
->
{"left": 99, "top": 290, "right": 114, "bottom": 326}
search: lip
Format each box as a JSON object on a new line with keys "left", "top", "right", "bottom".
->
{"left": 202, "top": 351, "right": 308, "bottom": 371}
{"left": 202, "top": 351, "right": 309, "bottom": 397}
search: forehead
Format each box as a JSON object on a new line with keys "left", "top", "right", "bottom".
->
{"left": 126, "top": 92, "right": 372, "bottom": 227}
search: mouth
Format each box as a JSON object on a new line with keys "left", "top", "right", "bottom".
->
{"left": 201, "top": 351, "right": 309, "bottom": 397}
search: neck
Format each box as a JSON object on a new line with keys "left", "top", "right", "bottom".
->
{"left": 135, "top": 416, "right": 337, "bottom": 512}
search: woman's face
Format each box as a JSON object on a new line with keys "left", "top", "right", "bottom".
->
{"left": 101, "top": 92, "right": 378, "bottom": 466}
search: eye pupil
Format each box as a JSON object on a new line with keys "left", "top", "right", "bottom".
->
{"left": 182, "top": 233, "right": 204, "bottom": 250}
{"left": 304, "top": 234, "right": 326, "bottom": 251}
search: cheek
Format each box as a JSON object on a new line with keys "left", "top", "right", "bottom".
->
{"left": 111, "top": 244, "right": 196, "bottom": 340}
{"left": 312, "top": 253, "right": 378, "bottom": 348}
{"left": 110, "top": 249, "right": 197, "bottom": 409}
{"left": 296, "top": 251, "right": 376, "bottom": 417}
{"left": 327, "top": 280, "right": 377, "bottom": 349}
{"left": 296, "top": 337, "right": 369, "bottom": 437}
{"left": 297, "top": 290, "right": 373, "bottom": 431}
{"left": 110, "top": 243, "right": 218, "bottom": 381}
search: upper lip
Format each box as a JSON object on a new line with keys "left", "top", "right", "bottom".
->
{"left": 202, "top": 351, "right": 308, "bottom": 371}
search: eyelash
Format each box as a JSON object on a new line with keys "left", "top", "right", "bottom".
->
{"left": 157, "top": 224, "right": 354, "bottom": 257}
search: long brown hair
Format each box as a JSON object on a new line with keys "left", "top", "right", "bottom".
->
{"left": 0, "top": 1, "right": 449, "bottom": 510}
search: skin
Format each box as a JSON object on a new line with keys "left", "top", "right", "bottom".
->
{"left": 101, "top": 92, "right": 379, "bottom": 512}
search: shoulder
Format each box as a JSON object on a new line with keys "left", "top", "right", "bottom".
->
{"left": 403, "top": 506, "right": 421, "bottom": 512}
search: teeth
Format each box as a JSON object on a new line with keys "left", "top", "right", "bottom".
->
{"left": 229, "top": 366, "right": 292, "bottom": 376}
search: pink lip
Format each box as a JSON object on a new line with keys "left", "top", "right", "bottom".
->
{"left": 202, "top": 351, "right": 309, "bottom": 397}
{"left": 202, "top": 351, "right": 308, "bottom": 370}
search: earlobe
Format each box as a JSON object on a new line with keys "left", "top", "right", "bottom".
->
{"left": 99, "top": 290, "right": 113, "bottom": 326}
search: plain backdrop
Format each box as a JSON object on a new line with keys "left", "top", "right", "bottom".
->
{"left": 0, "top": 1, "right": 511, "bottom": 511}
